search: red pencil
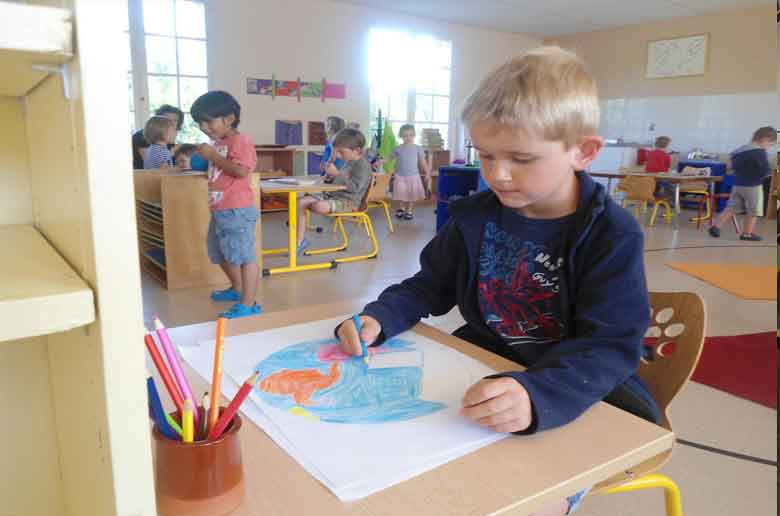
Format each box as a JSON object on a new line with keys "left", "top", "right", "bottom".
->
{"left": 208, "top": 372, "right": 259, "bottom": 440}
{"left": 144, "top": 333, "right": 184, "bottom": 413}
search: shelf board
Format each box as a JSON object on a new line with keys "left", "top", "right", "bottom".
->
{"left": 0, "top": 225, "right": 94, "bottom": 342}
{"left": 0, "top": 2, "right": 73, "bottom": 96}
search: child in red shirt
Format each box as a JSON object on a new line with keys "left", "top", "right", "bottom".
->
{"left": 645, "top": 136, "right": 671, "bottom": 173}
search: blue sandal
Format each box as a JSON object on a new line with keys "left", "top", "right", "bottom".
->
{"left": 219, "top": 303, "right": 262, "bottom": 319}
{"left": 297, "top": 238, "right": 311, "bottom": 256}
{"left": 210, "top": 287, "right": 241, "bottom": 302}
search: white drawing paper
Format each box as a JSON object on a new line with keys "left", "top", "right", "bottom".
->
{"left": 180, "top": 316, "right": 506, "bottom": 500}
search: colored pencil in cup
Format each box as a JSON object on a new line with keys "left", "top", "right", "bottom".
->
{"left": 147, "top": 377, "right": 178, "bottom": 440}
{"left": 144, "top": 333, "right": 184, "bottom": 413}
{"left": 207, "top": 372, "right": 258, "bottom": 440}
{"left": 165, "top": 412, "right": 183, "bottom": 437}
{"left": 200, "top": 392, "right": 210, "bottom": 441}
{"left": 208, "top": 317, "right": 226, "bottom": 435}
{"left": 182, "top": 399, "right": 194, "bottom": 443}
{"left": 154, "top": 316, "right": 199, "bottom": 428}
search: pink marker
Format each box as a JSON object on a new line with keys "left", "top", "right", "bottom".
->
{"left": 154, "top": 316, "right": 199, "bottom": 427}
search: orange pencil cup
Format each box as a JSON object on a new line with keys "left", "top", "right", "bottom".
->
{"left": 153, "top": 408, "right": 245, "bottom": 516}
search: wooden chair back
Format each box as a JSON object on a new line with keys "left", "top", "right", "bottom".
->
{"left": 593, "top": 291, "right": 706, "bottom": 492}
{"left": 640, "top": 291, "right": 706, "bottom": 430}
{"left": 368, "top": 173, "right": 391, "bottom": 202}
{"left": 616, "top": 176, "right": 656, "bottom": 203}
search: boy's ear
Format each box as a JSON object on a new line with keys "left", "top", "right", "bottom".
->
{"left": 571, "top": 135, "right": 604, "bottom": 170}
{"left": 226, "top": 113, "right": 236, "bottom": 127}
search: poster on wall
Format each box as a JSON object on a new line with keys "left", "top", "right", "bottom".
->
{"left": 646, "top": 33, "right": 708, "bottom": 79}
{"left": 247, "top": 76, "right": 346, "bottom": 101}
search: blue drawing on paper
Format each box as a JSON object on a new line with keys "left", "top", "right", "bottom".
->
{"left": 254, "top": 338, "right": 446, "bottom": 423}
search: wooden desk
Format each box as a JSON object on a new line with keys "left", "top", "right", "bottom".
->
{"left": 260, "top": 180, "right": 346, "bottom": 276}
{"left": 166, "top": 301, "right": 674, "bottom": 516}
{"left": 589, "top": 171, "right": 723, "bottom": 229}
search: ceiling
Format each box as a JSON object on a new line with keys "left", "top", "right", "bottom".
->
{"left": 335, "top": 0, "right": 770, "bottom": 37}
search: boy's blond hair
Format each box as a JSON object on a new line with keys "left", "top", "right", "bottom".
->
{"left": 143, "top": 115, "right": 175, "bottom": 144}
{"left": 462, "top": 46, "right": 599, "bottom": 149}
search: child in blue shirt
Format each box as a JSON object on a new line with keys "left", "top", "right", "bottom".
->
{"left": 142, "top": 115, "right": 176, "bottom": 169}
{"left": 335, "top": 47, "right": 660, "bottom": 516}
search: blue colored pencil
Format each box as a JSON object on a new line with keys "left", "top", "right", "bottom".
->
{"left": 352, "top": 314, "right": 369, "bottom": 365}
{"left": 147, "top": 377, "right": 178, "bottom": 440}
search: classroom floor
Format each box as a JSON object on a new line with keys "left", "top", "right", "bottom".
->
{"left": 142, "top": 201, "right": 777, "bottom": 516}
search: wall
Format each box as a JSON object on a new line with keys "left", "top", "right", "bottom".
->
{"left": 547, "top": 5, "right": 778, "bottom": 154}
{"left": 547, "top": 5, "right": 775, "bottom": 99}
{"left": 205, "top": 0, "right": 540, "bottom": 161}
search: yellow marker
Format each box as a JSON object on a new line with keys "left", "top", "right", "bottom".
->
{"left": 182, "top": 399, "right": 194, "bottom": 443}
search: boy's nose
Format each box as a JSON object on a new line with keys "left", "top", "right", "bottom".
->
{"left": 488, "top": 161, "right": 513, "bottom": 182}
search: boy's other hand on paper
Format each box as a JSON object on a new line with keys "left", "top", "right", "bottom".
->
{"left": 337, "top": 315, "right": 381, "bottom": 356}
{"left": 460, "top": 377, "right": 533, "bottom": 433}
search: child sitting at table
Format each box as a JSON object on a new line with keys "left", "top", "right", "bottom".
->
{"left": 142, "top": 115, "right": 176, "bottom": 169}
{"left": 297, "top": 128, "right": 373, "bottom": 255}
{"left": 645, "top": 136, "right": 672, "bottom": 173}
{"left": 334, "top": 47, "right": 660, "bottom": 516}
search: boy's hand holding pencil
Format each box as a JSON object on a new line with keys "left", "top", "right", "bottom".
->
{"left": 337, "top": 315, "right": 381, "bottom": 357}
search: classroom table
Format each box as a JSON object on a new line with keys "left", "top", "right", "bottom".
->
{"left": 589, "top": 171, "right": 723, "bottom": 229}
{"left": 164, "top": 301, "right": 675, "bottom": 516}
{"left": 260, "top": 179, "right": 346, "bottom": 276}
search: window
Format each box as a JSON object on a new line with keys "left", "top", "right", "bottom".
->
{"left": 127, "top": 0, "right": 208, "bottom": 143}
{"left": 368, "top": 29, "right": 452, "bottom": 148}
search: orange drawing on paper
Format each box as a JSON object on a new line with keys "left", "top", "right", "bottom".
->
{"left": 259, "top": 362, "right": 341, "bottom": 405}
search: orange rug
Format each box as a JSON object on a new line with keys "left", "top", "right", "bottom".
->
{"left": 666, "top": 263, "right": 776, "bottom": 300}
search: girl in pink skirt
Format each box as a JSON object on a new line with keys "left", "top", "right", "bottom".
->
{"left": 385, "top": 124, "right": 430, "bottom": 220}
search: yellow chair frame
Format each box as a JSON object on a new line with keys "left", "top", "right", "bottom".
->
{"left": 303, "top": 175, "right": 380, "bottom": 263}
{"left": 592, "top": 291, "right": 706, "bottom": 516}
{"left": 617, "top": 176, "right": 674, "bottom": 226}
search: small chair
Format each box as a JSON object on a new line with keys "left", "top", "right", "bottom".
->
{"left": 616, "top": 176, "right": 673, "bottom": 226}
{"left": 696, "top": 193, "right": 741, "bottom": 233}
{"left": 304, "top": 177, "right": 379, "bottom": 263}
{"left": 366, "top": 173, "right": 394, "bottom": 233}
{"left": 678, "top": 167, "right": 712, "bottom": 226}
{"left": 591, "top": 291, "right": 706, "bottom": 516}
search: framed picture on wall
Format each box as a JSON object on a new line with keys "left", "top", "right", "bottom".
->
{"left": 646, "top": 33, "right": 708, "bottom": 79}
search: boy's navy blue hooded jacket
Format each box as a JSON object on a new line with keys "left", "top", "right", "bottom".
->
{"left": 362, "top": 172, "right": 661, "bottom": 433}
{"left": 730, "top": 143, "right": 771, "bottom": 187}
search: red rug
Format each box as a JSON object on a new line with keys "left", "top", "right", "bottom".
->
{"left": 690, "top": 332, "right": 777, "bottom": 408}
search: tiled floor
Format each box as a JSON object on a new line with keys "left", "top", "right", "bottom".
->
{"left": 142, "top": 201, "right": 777, "bottom": 516}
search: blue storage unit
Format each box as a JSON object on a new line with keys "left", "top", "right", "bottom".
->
{"left": 436, "top": 166, "right": 480, "bottom": 231}
{"left": 677, "top": 159, "right": 730, "bottom": 211}
{"left": 477, "top": 172, "right": 489, "bottom": 192}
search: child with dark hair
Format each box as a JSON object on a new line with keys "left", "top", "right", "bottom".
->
{"left": 174, "top": 144, "right": 198, "bottom": 170}
{"left": 191, "top": 91, "right": 261, "bottom": 319}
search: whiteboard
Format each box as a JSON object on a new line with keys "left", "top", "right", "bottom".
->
{"left": 646, "top": 34, "right": 708, "bottom": 79}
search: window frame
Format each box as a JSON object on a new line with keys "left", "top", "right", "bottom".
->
{"left": 368, "top": 29, "right": 452, "bottom": 149}
{"left": 126, "top": 0, "right": 208, "bottom": 139}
